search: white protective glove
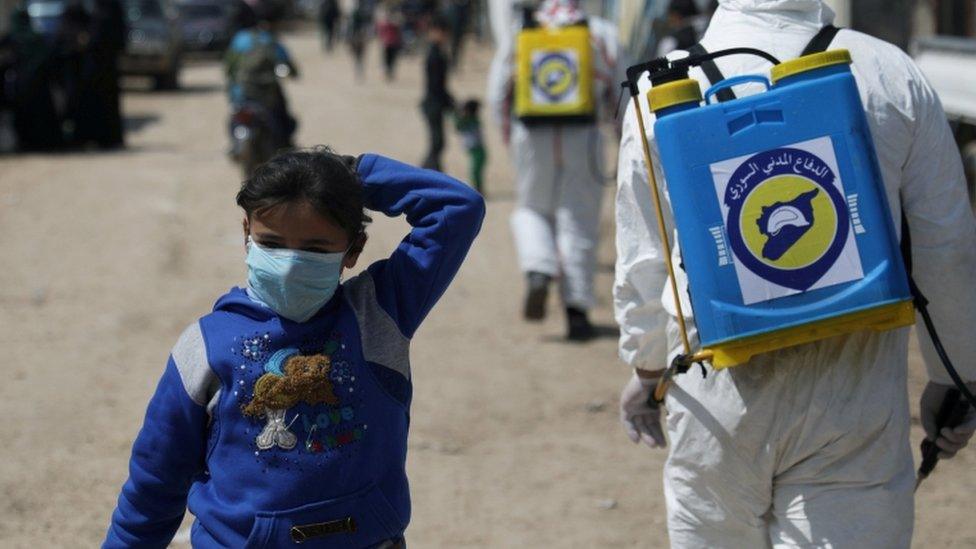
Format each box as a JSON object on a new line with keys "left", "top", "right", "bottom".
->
{"left": 619, "top": 371, "right": 666, "bottom": 448}
{"left": 920, "top": 381, "right": 976, "bottom": 459}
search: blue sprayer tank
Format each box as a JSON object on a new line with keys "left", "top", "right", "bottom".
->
{"left": 650, "top": 50, "right": 915, "bottom": 368}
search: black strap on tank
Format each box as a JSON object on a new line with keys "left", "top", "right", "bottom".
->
{"left": 688, "top": 25, "right": 839, "bottom": 103}
{"left": 900, "top": 204, "right": 914, "bottom": 278}
{"left": 687, "top": 43, "right": 737, "bottom": 102}
{"left": 801, "top": 25, "right": 841, "bottom": 56}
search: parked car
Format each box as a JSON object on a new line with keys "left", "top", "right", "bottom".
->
{"left": 119, "top": 0, "right": 183, "bottom": 89}
{"left": 177, "top": 0, "right": 234, "bottom": 53}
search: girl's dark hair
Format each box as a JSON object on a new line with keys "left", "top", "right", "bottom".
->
{"left": 236, "top": 147, "right": 371, "bottom": 241}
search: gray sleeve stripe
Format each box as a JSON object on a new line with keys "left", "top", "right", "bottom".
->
{"left": 206, "top": 389, "right": 221, "bottom": 416}
{"left": 171, "top": 322, "right": 220, "bottom": 408}
{"left": 343, "top": 273, "right": 411, "bottom": 380}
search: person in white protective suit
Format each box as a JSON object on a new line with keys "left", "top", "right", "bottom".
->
{"left": 614, "top": 0, "right": 976, "bottom": 546}
{"left": 487, "top": 0, "right": 625, "bottom": 340}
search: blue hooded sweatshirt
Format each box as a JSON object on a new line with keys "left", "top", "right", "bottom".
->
{"left": 104, "top": 155, "right": 485, "bottom": 548}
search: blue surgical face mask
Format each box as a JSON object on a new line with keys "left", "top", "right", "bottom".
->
{"left": 245, "top": 237, "right": 347, "bottom": 323}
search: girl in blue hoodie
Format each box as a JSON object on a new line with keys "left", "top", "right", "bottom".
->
{"left": 104, "top": 149, "right": 485, "bottom": 548}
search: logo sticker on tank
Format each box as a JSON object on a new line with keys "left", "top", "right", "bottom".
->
{"left": 710, "top": 136, "right": 863, "bottom": 305}
{"left": 530, "top": 50, "right": 580, "bottom": 105}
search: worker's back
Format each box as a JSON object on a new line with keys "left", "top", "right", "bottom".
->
{"left": 638, "top": 0, "right": 976, "bottom": 380}
{"left": 614, "top": 2, "right": 976, "bottom": 547}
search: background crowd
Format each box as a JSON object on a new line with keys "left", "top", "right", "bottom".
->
{"left": 0, "top": 0, "right": 487, "bottom": 155}
{"left": 0, "top": 0, "right": 126, "bottom": 150}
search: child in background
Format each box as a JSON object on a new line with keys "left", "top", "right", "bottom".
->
{"left": 420, "top": 16, "right": 453, "bottom": 171}
{"left": 455, "top": 99, "right": 487, "bottom": 195}
{"left": 103, "top": 148, "right": 485, "bottom": 548}
{"left": 375, "top": 5, "right": 402, "bottom": 81}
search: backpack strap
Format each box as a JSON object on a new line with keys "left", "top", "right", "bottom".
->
{"left": 801, "top": 24, "right": 842, "bottom": 56}
{"left": 687, "top": 43, "right": 736, "bottom": 103}
{"left": 687, "top": 25, "right": 841, "bottom": 104}
{"left": 899, "top": 205, "right": 918, "bottom": 287}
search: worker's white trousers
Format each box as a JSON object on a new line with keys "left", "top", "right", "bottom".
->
{"left": 663, "top": 323, "right": 915, "bottom": 548}
{"left": 509, "top": 122, "right": 605, "bottom": 310}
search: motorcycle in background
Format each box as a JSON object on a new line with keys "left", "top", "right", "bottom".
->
{"left": 228, "top": 62, "right": 296, "bottom": 177}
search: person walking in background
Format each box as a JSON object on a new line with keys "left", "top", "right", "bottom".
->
{"left": 55, "top": 1, "right": 93, "bottom": 147}
{"left": 454, "top": 98, "right": 486, "bottom": 194}
{"left": 75, "top": 0, "right": 126, "bottom": 149}
{"left": 487, "top": 0, "right": 626, "bottom": 341}
{"left": 447, "top": 0, "right": 471, "bottom": 69}
{"left": 420, "top": 15, "right": 453, "bottom": 171}
{"left": 225, "top": 3, "right": 299, "bottom": 149}
{"left": 375, "top": 4, "right": 402, "bottom": 81}
{"left": 0, "top": 8, "right": 62, "bottom": 151}
{"left": 318, "top": 0, "right": 341, "bottom": 52}
{"left": 347, "top": 0, "right": 372, "bottom": 81}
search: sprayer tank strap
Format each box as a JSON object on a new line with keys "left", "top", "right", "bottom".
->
{"left": 686, "top": 25, "right": 841, "bottom": 104}
{"left": 801, "top": 25, "right": 842, "bottom": 56}
{"left": 686, "top": 43, "right": 736, "bottom": 102}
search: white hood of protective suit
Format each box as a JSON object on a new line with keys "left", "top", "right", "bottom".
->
{"left": 535, "top": 0, "right": 585, "bottom": 28}
{"left": 719, "top": 0, "right": 825, "bottom": 11}
{"left": 716, "top": 0, "right": 834, "bottom": 27}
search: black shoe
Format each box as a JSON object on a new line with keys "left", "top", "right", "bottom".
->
{"left": 523, "top": 271, "right": 551, "bottom": 321}
{"left": 566, "top": 307, "right": 595, "bottom": 342}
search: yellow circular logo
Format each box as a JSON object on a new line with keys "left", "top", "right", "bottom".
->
{"left": 738, "top": 175, "right": 838, "bottom": 270}
{"left": 533, "top": 53, "right": 577, "bottom": 101}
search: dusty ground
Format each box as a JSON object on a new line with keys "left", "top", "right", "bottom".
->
{"left": 1, "top": 29, "right": 974, "bottom": 548}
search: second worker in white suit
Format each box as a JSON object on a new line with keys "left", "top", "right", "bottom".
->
{"left": 487, "top": 0, "right": 625, "bottom": 340}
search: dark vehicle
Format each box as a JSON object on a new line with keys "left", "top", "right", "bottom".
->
{"left": 119, "top": 0, "right": 183, "bottom": 89}
{"left": 177, "top": 0, "right": 233, "bottom": 53}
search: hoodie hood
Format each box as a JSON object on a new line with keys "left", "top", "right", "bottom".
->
{"left": 213, "top": 287, "right": 277, "bottom": 321}
{"left": 213, "top": 286, "right": 346, "bottom": 324}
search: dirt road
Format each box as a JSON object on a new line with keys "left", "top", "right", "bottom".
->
{"left": 1, "top": 29, "right": 973, "bottom": 548}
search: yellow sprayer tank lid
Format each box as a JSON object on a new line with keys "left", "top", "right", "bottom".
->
{"left": 770, "top": 49, "right": 852, "bottom": 84}
{"left": 648, "top": 78, "right": 702, "bottom": 112}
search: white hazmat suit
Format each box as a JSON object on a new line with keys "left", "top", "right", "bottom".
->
{"left": 487, "top": 3, "right": 625, "bottom": 312}
{"left": 614, "top": 0, "right": 976, "bottom": 547}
